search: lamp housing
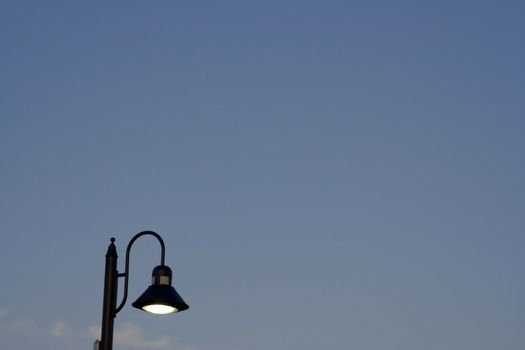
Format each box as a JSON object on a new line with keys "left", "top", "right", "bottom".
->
{"left": 132, "top": 265, "right": 189, "bottom": 314}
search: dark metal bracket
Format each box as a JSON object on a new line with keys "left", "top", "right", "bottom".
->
{"left": 114, "top": 231, "right": 166, "bottom": 315}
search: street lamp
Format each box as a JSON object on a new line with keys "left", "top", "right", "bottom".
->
{"left": 99, "top": 231, "right": 189, "bottom": 350}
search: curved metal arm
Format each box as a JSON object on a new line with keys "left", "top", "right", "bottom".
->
{"left": 115, "top": 231, "right": 166, "bottom": 314}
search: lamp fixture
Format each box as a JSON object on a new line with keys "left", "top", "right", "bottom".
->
{"left": 132, "top": 265, "right": 189, "bottom": 314}
{"left": 99, "top": 231, "right": 189, "bottom": 350}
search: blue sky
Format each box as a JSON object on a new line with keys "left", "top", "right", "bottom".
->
{"left": 1, "top": 1, "right": 524, "bottom": 350}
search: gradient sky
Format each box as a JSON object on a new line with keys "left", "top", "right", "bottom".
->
{"left": 1, "top": 1, "right": 524, "bottom": 350}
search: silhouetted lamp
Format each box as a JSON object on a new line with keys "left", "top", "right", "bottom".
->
{"left": 98, "top": 231, "right": 188, "bottom": 350}
{"left": 132, "top": 265, "right": 189, "bottom": 314}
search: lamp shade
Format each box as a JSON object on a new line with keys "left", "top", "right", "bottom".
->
{"left": 132, "top": 265, "right": 189, "bottom": 314}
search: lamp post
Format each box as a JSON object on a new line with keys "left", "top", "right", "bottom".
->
{"left": 99, "top": 231, "right": 189, "bottom": 350}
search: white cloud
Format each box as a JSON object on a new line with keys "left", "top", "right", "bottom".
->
{"left": 116, "top": 322, "right": 171, "bottom": 349}
{"left": 0, "top": 307, "right": 70, "bottom": 339}
{"left": 0, "top": 315, "right": 36, "bottom": 333}
{"left": 49, "top": 319, "right": 70, "bottom": 337}
{"left": 88, "top": 322, "right": 191, "bottom": 350}
{"left": 0, "top": 306, "right": 193, "bottom": 350}
{"left": 88, "top": 325, "right": 99, "bottom": 339}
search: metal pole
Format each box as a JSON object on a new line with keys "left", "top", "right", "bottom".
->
{"left": 100, "top": 238, "right": 118, "bottom": 350}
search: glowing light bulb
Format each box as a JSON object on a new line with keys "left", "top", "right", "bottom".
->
{"left": 142, "top": 304, "right": 177, "bottom": 314}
